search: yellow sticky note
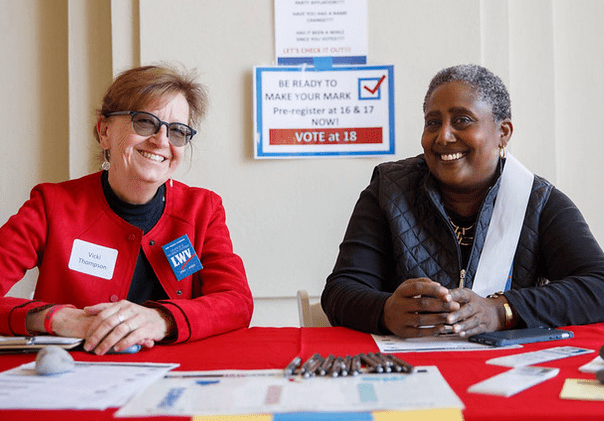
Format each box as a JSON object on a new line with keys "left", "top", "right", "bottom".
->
{"left": 373, "top": 408, "right": 464, "bottom": 421}
{"left": 560, "top": 378, "right": 604, "bottom": 401}
{"left": 193, "top": 415, "right": 272, "bottom": 421}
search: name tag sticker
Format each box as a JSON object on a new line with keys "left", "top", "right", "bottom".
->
{"left": 68, "top": 239, "right": 118, "bottom": 280}
{"left": 162, "top": 234, "right": 203, "bottom": 281}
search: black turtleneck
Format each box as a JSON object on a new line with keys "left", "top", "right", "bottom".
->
{"left": 101, "top": 171, "right": 168, "bottom": 303}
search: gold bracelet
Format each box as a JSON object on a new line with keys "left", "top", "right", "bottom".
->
{"left": 502, "top": 302, "right": 514, "bottom": 329}
{"left": 487, "top": 292, "right": 515, "bottom": 329}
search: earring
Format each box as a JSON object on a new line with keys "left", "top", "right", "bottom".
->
{"left": 101, "top": 149, "right": 111, "bottom": 171}
{"left": 499, "top": 145, "right": 506, "bottom": 159}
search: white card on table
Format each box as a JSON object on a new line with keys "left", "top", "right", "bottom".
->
{"left": 579, "top": 356, "right": 604, "bottom": 373}
{"left": 486, "top": 346, "right": 593, "bottom": 367}
{"left": 468, "top": 366, "right": 559, "bottom": 397}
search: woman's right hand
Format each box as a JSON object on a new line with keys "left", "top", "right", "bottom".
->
{"left": 381, "top": 278, "right": 460, "bottom": 338}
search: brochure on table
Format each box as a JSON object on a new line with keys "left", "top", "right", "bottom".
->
{"left": 115, "top": 367, "right": 464, "bottom": 417}
{"left": 0, "top": 361, "right": 178, "bottom": 410}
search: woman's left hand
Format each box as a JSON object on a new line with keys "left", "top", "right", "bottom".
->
{"left": 445, "top": 288, "right": 504, "bottom": 337}
{"left": 81, "top": 300, "right": 174, "bottom": 355}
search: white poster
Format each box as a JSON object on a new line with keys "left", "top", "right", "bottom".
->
{"left": 274, "top": 0, "right": 368, "bottom": 65}
{"left": 254, "top": 65, "right": 395, "bottom": 158}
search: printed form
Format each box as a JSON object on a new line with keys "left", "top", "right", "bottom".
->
{"left": 0, "top": 361, "right": 178, "bottom": 410}
{"left": 115, "top": 367, "right": 464, "bottom": 417}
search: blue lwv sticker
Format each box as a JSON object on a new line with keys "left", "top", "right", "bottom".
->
{"left": 162, "top": 235, "right": 203, "bottom": 281}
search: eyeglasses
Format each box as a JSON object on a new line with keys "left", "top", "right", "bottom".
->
{"left": 105, "top": 111, "right": 197, "bottom": 147}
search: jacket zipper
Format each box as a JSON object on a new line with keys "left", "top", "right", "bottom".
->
{"left": 459, "top": 269, "right": 466, "bottom": 289}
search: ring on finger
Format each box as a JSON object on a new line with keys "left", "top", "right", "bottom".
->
{"left": 117, "top": 313, "right": 126, "bottom": 323}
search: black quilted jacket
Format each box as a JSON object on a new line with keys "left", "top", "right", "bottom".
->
{"left": 322, "top": 155, "right": 604, "bottom": 333}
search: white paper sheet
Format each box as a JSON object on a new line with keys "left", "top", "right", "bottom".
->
{"left": 274, "top": 0, "right": 368, "bottom": 64}
{"left": 486, "top": 346, "right": 594, "bottom": 367}
{"left": 0, "top": 361, "right": 179, "bottom": 410}
{"left": 468, "top": 366, "right": 559, "bottom": 397}
{"left": 115, "top": 366, "right": 464, "bottom": 417}
{"left": 579, "top": 356, "right": 604, "bottom": 373}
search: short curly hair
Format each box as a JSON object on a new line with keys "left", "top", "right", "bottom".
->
{"left": 423, "top": 64, "right": 511, "bottom": 122}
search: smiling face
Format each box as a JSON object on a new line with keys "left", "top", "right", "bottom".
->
{"left": 421, "top": 81, "right": 512, "bottom": 196}
{"left": 98, "top": 92, "right": 190, "bottom": 204}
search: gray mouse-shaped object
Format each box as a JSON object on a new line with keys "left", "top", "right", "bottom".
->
{"left": 35, "top": 345, "right": 75, "bottom": 375}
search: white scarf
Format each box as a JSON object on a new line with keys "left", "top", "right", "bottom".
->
{"left": 471, "top": 153, "right": 534, "bottom": 297}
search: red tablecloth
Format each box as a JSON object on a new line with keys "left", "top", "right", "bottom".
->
{"left": 2, "top": 324, "right": 604, "bottom": 420}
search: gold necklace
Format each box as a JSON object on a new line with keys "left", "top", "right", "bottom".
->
{"left": 448, "top": 217, "right": 476, "bottom": 246}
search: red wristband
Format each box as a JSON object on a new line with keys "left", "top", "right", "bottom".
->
{"left": 43, "top": 305, "right": 75, "bottom": 335}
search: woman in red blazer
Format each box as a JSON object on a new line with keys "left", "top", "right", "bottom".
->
{"left": 0, "top": 64, "right": 253, "bottom": 355}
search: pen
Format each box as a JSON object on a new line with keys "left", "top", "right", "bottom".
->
{"left": 318, "top": 354, "right": 335, "bottom": 376}
{"left": 360, "top": 353, "right": 383, "bottom": 373}
{"left": 344, "top": 355, "right": 352, "bottom": 376}
{"left": 329, "top": 356, "right": 344, "bottom": 377}
{"left": 351, "top": 354, "right": 361, "bottom": 375}
{"left": 300, "top": 353, "right": 321, "bottom": 376}
{"left": 304, "top": 355, "right": 324, "bottom": 378}
{"left": 339, "top": 356, "right": 349, "bottom": 377}
{"left": 385, "top": 354, "right": 415, "bottom": 373}
{"left": 284, "top": 356, "right": 301, "bottom": 377}
{"left": 167, "top": 372, "right": 278, "bottom": 378}
{"left": 371, "top": 353, "right": 392, "bottom": 373}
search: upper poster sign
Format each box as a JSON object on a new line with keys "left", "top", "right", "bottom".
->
{"left": 274, "top": 0, "right": 368, "bottom": 65}
{"left": 254, "top": 65, "right": 395, "bottom": 158}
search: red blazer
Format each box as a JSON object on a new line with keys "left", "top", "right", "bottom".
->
{"left": 0, "top": 172, "right": 253, "bottom": 343}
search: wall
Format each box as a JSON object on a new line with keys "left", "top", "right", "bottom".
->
{"left": 1, "top": 0, "right": 70, "bottom": 297}
{"left": 2, "top": 0, "right": 604, "bottom": 326}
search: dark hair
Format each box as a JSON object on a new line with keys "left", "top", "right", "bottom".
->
{"left": 423, "top": 64, "right": 511, "bottom": 122}
{"left": 95, "top": 63, "right": 208, "bottom": 143}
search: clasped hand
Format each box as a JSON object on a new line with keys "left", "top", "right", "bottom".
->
{"left": 50, "top": 300, "right": 172, "bottom": 355}
{"left": 381, "top": 278, "right": 502, "bottom": 338}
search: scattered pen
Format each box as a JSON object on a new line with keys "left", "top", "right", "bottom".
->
{"left": 339, "top": 356, "right": 349, "bottom": 377}
{"left": 329, "top": 356, "right": 344, "bottom": 377}
{"left": 284, "top": 356, "right": 301, "bottom": 377}
{"left": 371, "top": 353, "right": 392, "bottom": 373}
{"left": 305, "top": 356, "right": 324, "bottom": 378}
{"left": 292, "top": 352, "right": 414, "bottom": 378}
{"left": 360, "top": 353, "right": 384, "bottom": 373}
{"left": 344, "top": 355, "right": 352, "bottom": 377}
{"left": 300, "top": 353, "right": 321, "bottom": 376}
{"left": 318, "top": 354, "right": 335, "bottom": 376}
{"left": 351, "top": 354, "right": 361, "bottom": 376}
{"left": 385, "top": 354, "right": 415, "bottom": 373}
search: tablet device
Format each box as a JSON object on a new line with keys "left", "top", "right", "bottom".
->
{"left": 468, "top": 327, "right": 573, "bottom": 347}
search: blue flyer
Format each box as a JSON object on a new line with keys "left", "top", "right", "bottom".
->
{"left": 162, "top": 235, "right": 203, "bottom": 281}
